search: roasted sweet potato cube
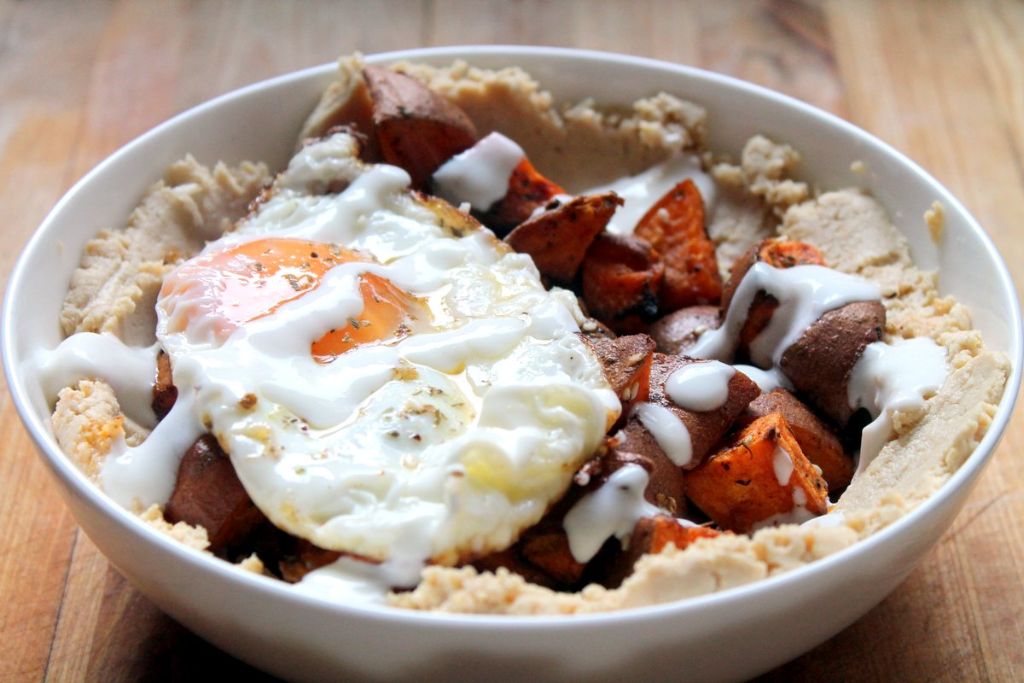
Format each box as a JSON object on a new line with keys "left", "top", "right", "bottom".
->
{"left": 602, "top": 516, "right": 720, "bottom": 587}
{"left": 165, "top": 435, "right": 266, "bottom": 555}
{"left": 583, "top": 333, "right": 655, "bottom": 419}
{"left": 471, "top": 547, "right": 562, "bottom": 589}
{"left": 740, "top": 388, "right": 854, "bottom": 491}
{"left": 152, "top": 349, "right": 177, "bottom": 421}
{"left": 686, "top": 413, "right": 828, "bottom": 533}
{"left": 518, "top": 523, "right": 588, "bottom": 586}
{"left": 720, "top": 240, "right": 827, "bottom": 359}
{"left": 505, "top": 192, "right": 622, "bottom": 284}
{"left": 634, "top": 179, "right": 721, "bottom": 311}
{"left": 611, "top": 419, "right": 687, "bottom": 515}
{"left": 780, "top": 300, "right": 886, "bottom": 426}
{"left": 648, "top": 305, "right": 720, "bottom": 355}
{"left": 721, "top": 239, "right": 826, "bottom": 315}
{"left": 278, "top": 540, "right": 344, "bottom": 583}
{"left": 581, "top": 232, "right": 665, "bottom": 334}
{"left": 643, "top": 353, "right": 761, "bottom": 469}
{"left": 479, "top": 157, "right": 566, "bottom": 234}
{"left": 363, "top": 66, "right": 477, "bottom": 189}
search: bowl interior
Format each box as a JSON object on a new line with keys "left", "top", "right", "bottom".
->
{"left": 3, "top": 46, "right": 1021, "bottom": 629}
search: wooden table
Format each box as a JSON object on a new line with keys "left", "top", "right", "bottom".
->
{"left": 2, "top": 1, "right": 1021, "bottom": 680}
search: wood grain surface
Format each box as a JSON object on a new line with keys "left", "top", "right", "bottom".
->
{"left": 1, "top": 1, "right": 1021, "bottom": 681}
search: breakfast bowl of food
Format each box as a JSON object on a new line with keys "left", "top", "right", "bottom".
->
{"left": 3, "top": 45, "right": 1020, "bottom": 682}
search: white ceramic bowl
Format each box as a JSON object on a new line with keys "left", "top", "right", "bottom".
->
{"left": 3, "top": 46, "right": 1021, "bottom": 683}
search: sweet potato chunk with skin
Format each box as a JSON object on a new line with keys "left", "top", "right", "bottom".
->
{"left": 363, "top": 66, "right": 478, "bottom": 189}
{"left": 686, "top": 413, "right": 829, "bottom": 533}
{"left": 505, "top": 192, "right": 622, "bottom": 284}
{"left": 278, "top": 540, "right": 344, "bottom": 583}
{"left": 165, "top": 435, "right": 267, "bottom": 555}
{"left": 780, "top": 300, "right": 886, "bottom": 426}
{"left": 479, "top": 157, "right": 565, "bottom": 235}
{"left": 582, "top": 232, "right": 665, "bottom": 334}
{"left": 583, "top": 333, "right": 655, "bottom": 421}
{"left": 645, "top": 353, "right": 761, "bottom": 469}
{"left": 740, "top": 388, "right": 854, "bottom": 491}
{"left": 634, "top": 179, "right": 721, "bottom": 312}
{"left": 603, "top": 516, "right": 720, "bottom": 587}
{"left": 152, "top": 349, "right": 177, "bottom": 421}
{"left": 648, "top": 305, "right": 720, "bottom": 355}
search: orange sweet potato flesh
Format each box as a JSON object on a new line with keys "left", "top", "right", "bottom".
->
{"left": 583, "top": 333, "right": 655, "bottom": 422}
{"left": 686, "top": 413, "right": 829, "bottom": 533}
{"left": 152, "top": 349, "right": 177, "bottom": 421}
{"left": 505, "top": 192, "right": 622, "bottom": 284}
{"left": 165, "top": 435, "right": 267, "bottom": 556}
{"left": 363, "top": 66, "right": 478, "bottom": 189}
{"left": 634, "top": 179, "right": 721, "bottom": 312}
{"left": 648, "top": 304, "right": 720, "bottom": 355}
{"left": 602, "top": 516, "right": 720, "bottom": 587}
{"left": 740, "top": 389, "right": 853, "bottom": 492}
{"left": 582, "top": 232, "right": 665, "bottom": 334}
{"left": 479, "top": 157, "right": 566, "bottom": 234}
{"left": 646, "top": 353, "right": 761, "bottom": 469}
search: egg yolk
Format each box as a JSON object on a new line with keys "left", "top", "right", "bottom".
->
{"left": 161, "top": 238, "right": 424, "bottom": 360}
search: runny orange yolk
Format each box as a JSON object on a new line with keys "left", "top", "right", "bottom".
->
{"left": 161, "top": 237, "right": 424, "bottom": 361}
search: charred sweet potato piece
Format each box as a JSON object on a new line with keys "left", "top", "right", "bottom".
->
{"left": 582, "top": 232, "right": 665, "bottom": 334}
{"left": 505, "top": 192, "right": 622, "bottom": 284}
{"left": 152, "top": 349, "right": 177, "bottom": 421}
{"left": 739, "top": 388, "right": 854, "bottom": 491}
{"left": 648, "top": 305, "right": 720, "bottom": 355}
{"left": 583, "top": 333, "right": 655, "bottom": 420}
{"left": 634, "top": 179, "right": 721, "bottom": 311}
{"left": 471, "top": 547, "right": 563, "bottom": 589}
{"left": 721, "top": 240, "right": 827, "bottom": 357}
{"left": 780, "top": 300, "right": 886, "bottom": 426}
{"left": 686, "top": 413, "right": 829, "bottom": 533}
{"left": 363, "top": 66, "right": 477, "bottom": 189}
{"left": 643, "top": 353, "right": 761, "bottom": 469}
{"left": 165, "top": 435, "right": 267, "bottom": 555}
{"left": 479, "top": 157, "right": 566, "bottom": 234}
{"left": 603, "top": 516, "right": 720, "bottom": 587}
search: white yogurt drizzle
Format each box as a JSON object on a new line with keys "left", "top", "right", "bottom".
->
{"left": 772, "top": 446, "right": 795, "bottom": 486}
{"left": 632, "top": 402, "right": 693, "bottom": 467}
{"left": 847, "top": 337, "right": 947, "bottom": 475}
{"left": 563, "top": 464, "right": 662, "bottom": 563}
{"left": 732, "top": 364, "right": 792, "bottom": 393}
{"left": 431, "top": 132, "right": 525, "bottom": 211}
{"left": 32, "top": 332, "right": 159, "bottom": 428}
{"left": 687, "top": 263, "right": 882, "bottom": 368}
{"left": 664, "top": 361, "right": 735, "bottom": 412}
{"left": 586, "top": 154, "right": 716, "bottom": 235}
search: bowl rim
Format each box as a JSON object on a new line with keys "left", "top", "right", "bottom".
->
{"left": 3, "top": 44, "right": 1022, "bottom": 630}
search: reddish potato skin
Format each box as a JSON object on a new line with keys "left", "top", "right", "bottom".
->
{"left": 505, "top": 193, "right": 622, "bottom": 284}
{"left": 165, "top": 435, "right": 266, "bottom": 556}
{"left": 739, "top": 389, "right": 854, "bottom": 491}
{"left": 478, "top": 157, "right": 565, "bottom": 235}
{"left": 646, "top": 353, "right": 761, "bottom": 469}
{"left": 634, "top": 179, "right": 721, "bottom": 311}
{"left": 648, "top": 305, "right": 720, "bottom": 355}
{"left": 686, "top": 413, "right": 829, "bottom": 533}
{"left": 780, "top": 300, "right": 886, "bottom": 426}
{"left": 152, "top": 349, "right": 177, "bottom": 421}
{"left": 363, "top": 66, "right": 478, "bottom": 189}
{"left": 583, "top": 333, "right": 655, "bottom": 424}
{"left": 581, "top": 232, "right": 665, "bottom": 334}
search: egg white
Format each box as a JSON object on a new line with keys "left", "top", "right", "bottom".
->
{"left": 155, "top": 132, "right": 620, "bottom": 567}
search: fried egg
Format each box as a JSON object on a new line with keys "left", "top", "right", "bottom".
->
{"left": 153, "top": 132, "right": 619, "bottom": 569}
